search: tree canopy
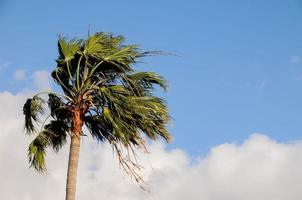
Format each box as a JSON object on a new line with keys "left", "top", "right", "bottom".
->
{"left": 23, "top": 32, "right": 171, "bottom": 183}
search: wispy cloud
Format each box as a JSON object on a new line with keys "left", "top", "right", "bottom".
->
{"left": 290, "top": 55, "right": 301, "bottom": 64}
{"left": 14, "top": 69, "right": 26, "bottom": 81}
{"left": 245, "top": 79, "right": 268, "bottom": 90}
{"left": 0, "top": 60, "right": 11, "bottom": 71}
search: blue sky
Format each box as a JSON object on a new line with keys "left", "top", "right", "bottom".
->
{"left": 1, "top": 0, "right": 302, "bottom": 156}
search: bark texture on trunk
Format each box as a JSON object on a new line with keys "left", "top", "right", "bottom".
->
{"left": 66, "top": 108, "right": 83, "bottom": 200}
{"left": 66, "top": 135, "right": 80, "bottom": 200}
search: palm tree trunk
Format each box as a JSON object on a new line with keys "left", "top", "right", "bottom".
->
{"left": 66, "top": 108, "right": 83, "bottom": 200}
{"left": 66, "top": 134, "right": 80, "bottom": 200}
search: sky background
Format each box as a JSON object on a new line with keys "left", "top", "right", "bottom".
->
{"left": 2, "top": 1, "right": 302, "bottom": 199}
{"left": 2, "top": 0, "right": 302, "bottom": 156}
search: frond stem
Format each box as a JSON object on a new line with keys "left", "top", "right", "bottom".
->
{"left": 87, "top": 60, "right": 104, "bottom": 80}
{"left": 76, "top": 55, "right": 83, "bottom": 91}
{"left": 33, "top": 91, "right": 72, "bottom": 102}
{"left": 55, "top": 69, "right": 75, "bottom": 98}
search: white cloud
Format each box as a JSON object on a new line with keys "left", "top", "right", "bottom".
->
{"left": 1, "top": 91, "right": 302, "bottom": 200}
{"left": 14, "top": 69, "right": 26, "bottom": 80}
{"left": 290, "top": 55, "right": 301, "bottom": 64}
{"left": 32, "top": 70, "right": 52, "bottom": 90}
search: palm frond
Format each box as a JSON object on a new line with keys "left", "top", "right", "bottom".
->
{"left": 51, "top": 67, "right": 75, "bottom": 97}
{"left": 28, "top": 119, "right": 69, "bottom": 172}
{"left": 28, "top": 132, "right": 48, "bottom": 172}
{"left": 127, "top": 96, "right": 170, "bottom": 141}
{"left": 23, "top": 97, "right": 45, "bottom": 134}
{"left": 90, "top": 83, "right": 171, "bottom": 144}
{"left": 104, "top": 45, "right": 139, "bottom": 71}
{"left": 43, "top": 120, "right": 69, "bottom": 152}
{"left": 47, "top": 94, "right": 71, "bottom": 122}
{"left": 57, "top": 37, "right": 81, "bottom": 61}
{"left": 126, "top": 71, "right": 168, "bottom": 91}
{"left": 84, "top": 32, "right": 125, "bottom": 58}
{"left": 84, "top": 115, "right": 114, "bottom": 142}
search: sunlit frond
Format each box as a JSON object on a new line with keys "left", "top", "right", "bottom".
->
{"left": 57, "top": 37, "right": 81, "bottom": 61}
{"left": 88, "top": 82, "right": 171, "bottom": 146}
{"left": 125, "top": 71, "right": 168, "bottom": 93}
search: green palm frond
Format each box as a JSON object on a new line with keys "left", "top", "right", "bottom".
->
{"left": 82, "top": 33, "right": 140, "bottom": 83}
{"left": 28, "top": 119, "right": 69, "bottom": 171}
{"left": 84, "top": 33, "right": 124, "bottom": 57}
{"left": 126, "top": 96, "right": 170, "bottom": 141}
{"left": 57, "top": 38, "right": 82, "bottom": 82}
{"left": 103, "top": 45, "right": 139, "bottom": 71}
{"left": 125, "top": 71, "right": 168, "bottom": 92}
{"left": 87, "top": 81, "right": 170, "bottom": 146}
{"left": 28, "top": 132, "right": 48, "bottom": 172}
{"left": 57, "top": 37, "right": 81, "bottom": 60}
{"left": 83, "top": 33, "right": 104, "bottom": 56}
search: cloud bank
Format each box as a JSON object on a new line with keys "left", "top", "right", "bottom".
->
{"left": 32, "top": 70, "right": 52, "bottom": 90}
{"left": 1, "top": 91, "right": 302, "bottom": 200}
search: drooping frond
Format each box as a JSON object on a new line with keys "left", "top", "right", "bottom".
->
{"left": 128, "top": 96, "right": 170, "bottom": 141}
{"left": 47, "top": 94, "right": 71, "bottom": 122}
{"left": 86, "top": 83, "right": 170, "bottom": 154}
{"left": 28, "top": 119, "right": 70, "bottom": 171}
{"left": 85, "top": 52, "right": 171, "bottom": 183}
{"left": 43, "top": 120, "right": 69, "bottom": 152}
{"left": 84, "top": 115, "right": 115, "bottom": 142}
{"left": 24, "top": 92, "right": 70, "bottom": 172}
{"left": 28, "top": 132, "right": 48, "bottom": 172}
{"left": 23, "top": 97, "right": 45, "bottom": 134}
{"left": 83, "top": 72, "right": 170, "bottom": 184}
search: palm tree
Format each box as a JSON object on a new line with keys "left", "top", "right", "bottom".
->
{"left": 23, "top": 32, "right": 171, "bottom": 200}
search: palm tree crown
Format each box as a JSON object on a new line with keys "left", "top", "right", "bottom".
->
{"left": 23, "top": 32, "right": 171, "bottom": 183}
